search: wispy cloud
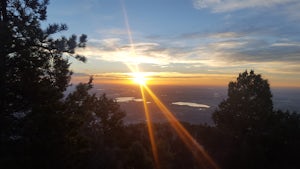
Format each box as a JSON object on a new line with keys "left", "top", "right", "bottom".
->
{"left": 271, "top": 41, "right": 300, "bottom": 47}
{"left": 77, "top": 31, "right": 300, "bottom": 68}
{"left": 76, "top": 39, "right": 172, "bottom": 65}
{"left": 74, "top": 25, "right": 300, "bottom": 86}
{"left": 193, "top": 0, "right": 297, "bottom": 12}
{"left": 180, "top": 31, "right": 244, "bottom": 40}
{"left": 48, "top": 0, "right": 300, "bottom": 87}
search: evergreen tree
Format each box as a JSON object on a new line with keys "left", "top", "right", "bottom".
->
{"left": 212, "top": 70, "right": 300, "bottom": 169}
{"left": 212, "top": 70, "right": 273, "bottom": 169}
{"left": 213, "top": 70, "right": 273, "bottom": 135}
{"left": 0, "top": 0, "right": 86, "bottom": 168}
{"left": 63, "top": 78, "right": 126, "bottom": 169}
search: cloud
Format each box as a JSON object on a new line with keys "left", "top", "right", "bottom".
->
{"left": 232, "top": 42, "right": 300, "bottom": 63}
{"left": 180, "top": 31, "right": 244, "bottom": 40}
{"left": 93, "top": 72, "right": 130, "bottom": 80}
{"left": 271, "top": 41, "right": 300, "bottom": 47}
{"left": 178, "top": 31, "right": 300, "bottom": 65}
{"left": 78, "top": 33, "right": 300, "bottom": 66}
{"left": 260, "top": 62, "right": 300, "bottom": 75}
{"left": 193, "top": 0, "right": 297, "bottom": 12}
{"left": 76, "top": 27, "right": 300, "bottom": 80}
{"left": 76, "top": 40, "right": 172, "bottom": 65}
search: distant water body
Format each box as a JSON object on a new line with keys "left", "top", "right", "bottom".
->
{"left": 172, "top": 102, "right": 210, "bottom": 109}
{"left": 68, "top": 84, "right": 300, "bottom": 124}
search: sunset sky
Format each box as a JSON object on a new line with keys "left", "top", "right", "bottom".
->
{"left": 47, "top": 0, "right": 300, "bottom": 87}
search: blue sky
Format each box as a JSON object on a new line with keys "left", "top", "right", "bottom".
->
{"left": 47, "top": 0, "right": 300, "bottom": 87}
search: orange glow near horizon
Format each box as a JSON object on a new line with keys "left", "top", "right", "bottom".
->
{"left": 71, "top": 74, "right": 300, "bottom": 88}
{"left": 121, "top": 1, "right": 161, "bottom": 168}
{"left": 117, "top": 1, "right": 219, "bottom": 168}
{"left": 72, "top": 76, "right": 231, "bottom": 87}
{"left": 128, "top": 74, "right": 221, "bottom": 169}
{"left": 71, "top": 71, "right": 238, "bottom": 87}
{"left": 131, "top": 72, "right": 149, "bottom": 85}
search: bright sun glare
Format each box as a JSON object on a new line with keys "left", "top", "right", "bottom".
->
{"left": 132, "top": 72, "right": 148, "bottom": 85}
{"left": 121, "top": 1, "right": 219, "bottom": 168}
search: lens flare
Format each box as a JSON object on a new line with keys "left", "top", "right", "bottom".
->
{"left": 120, "top": 1, "right": 219, "bottom": 168}
{"left": 132, "top": 72, "right": 148, "bottom": 85}
{"left": 140, "top": 86, "right": 160, "bottom": 169}
{"left": 144, "top": 85, "right": 219, "bottom": 169}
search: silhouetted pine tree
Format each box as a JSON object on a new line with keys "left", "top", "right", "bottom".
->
{"left": 212, "top": 70, "right": 300, "bottom": 169}
{"left": 0, "top": 0, "right": 86, "bottom": 168}
{"left": 213, "top": 70, "right": 273, "bottom": 135}
{"left": 63, "top": 78, "right": 126, "bottom": 169}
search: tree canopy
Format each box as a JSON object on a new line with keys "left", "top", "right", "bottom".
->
{"left": 0, "top": 0, "right": 87, "bottom": 168}
{"left": 212, "top": 70, "right": 300, "bottom": 169}
{"left": 213, "top": 70, "right": 273, "bottom": 134}
{"left": 1, "top": 1, "right": 300, "bottom": 169}
{"left": 0, "top": 0, "right": 87, "bottom": 140}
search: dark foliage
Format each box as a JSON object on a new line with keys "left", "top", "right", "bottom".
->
{"left": 1, "top": 1, "right": 300, "bottom": 169}
{"left": 211, "top": 70, "right": 300, "bottom": 169}
{"left": 63, "top": 78, "right": 126, "bottom": 169}
{"left": 213, "top": 70, "right": 273, "bottom": 134}
{"left": 0, "top": 0, "right": 86, "bottom": 168}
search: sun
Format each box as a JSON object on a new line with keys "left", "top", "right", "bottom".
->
{"left": 132, "top": 72, "right": 148, "bottom": 85}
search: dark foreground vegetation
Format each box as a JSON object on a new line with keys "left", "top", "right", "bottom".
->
{"left": 1, "top": 1, "right": 300, "bottom": 169}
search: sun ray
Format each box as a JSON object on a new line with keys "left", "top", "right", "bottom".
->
{"left": 120, "top": 1, "right": 160, "bottom": 168}
{"left": 140, "top": 85, "right": 161, "bottom": 169}
{"left": 120, "top": 0, "right": 135, "bottom": 54}
{"left": 119, "top": 1, "right": 219, "bottom": 168}
{"left": 144, "top": 85, "right": 220, "bottom": 169}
